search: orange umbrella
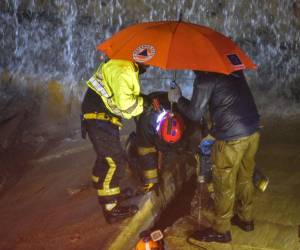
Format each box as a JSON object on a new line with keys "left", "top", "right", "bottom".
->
{"left": 97, "top": 21, "right": 256, "bottom": 75}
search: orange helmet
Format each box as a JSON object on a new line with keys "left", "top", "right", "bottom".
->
{"left": 158, "top": 112, "right": 184, "bottom": 144}
{"left": 135, "top": 238, "right": 161, "bottom": 250}
{"left": 135, "top": 230, "right": 164, "bottom": 250}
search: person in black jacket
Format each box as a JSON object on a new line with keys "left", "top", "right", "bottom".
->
{"left": 168, "top": 70, "right": 260, "bottom": 243}
{"left": 133, "top": 92, "right": 205, "bottom": 193}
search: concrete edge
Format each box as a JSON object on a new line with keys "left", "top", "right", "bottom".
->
{"left": 105, "top": 153, "right": 197, "bottom": 250}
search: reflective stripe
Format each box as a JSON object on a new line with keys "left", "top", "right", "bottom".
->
{"left": 123, "top": 98, "right": 138, "bottom": 114}
{"left": 83, "top": 113, "right": 123, "bottom": 127}
{"left": 87, "top": 74, "right": 123, "bottom": 117}
{"left": 107, "top": 99, "right": 123, "bottom": 117}
{"left": 91, "top": 175, "right": 99, "bottom": 183}
{"left": 104, "top": 202, "right": 117, "bottom": 211}
{"left": 137, "top": 146, "right": 157, "bottom": 156}
{"left": 97, "top": 157, "right": 121, "bottom": 197}
{"left": 98, "top": 187, "right": 120, "bottom": 196}
{"left": 146, "top": 242, "right": 151, "bottom": 250}
{"left": 89, "top": 76, "right": 110, "bottom": 98}
{"left": 143, "top": 169, "right": 158, "bottom": 179}
{"left": 87, "top": 61, "right": 144, "bottom": 119}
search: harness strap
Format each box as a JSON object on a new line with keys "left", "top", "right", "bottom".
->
{"left": 83, "top": 113, "right": 123, "bottom": 127}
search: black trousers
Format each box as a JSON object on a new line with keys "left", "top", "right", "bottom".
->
{"left": 86, "top": 120, "right": 126, "bottom": 204}
{"left": 135, "top": 109, "right": 159, "bottom": 184}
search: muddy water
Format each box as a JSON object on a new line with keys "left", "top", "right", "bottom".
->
{"left": 153, "top": 174, "right": 197, "bottom": 231}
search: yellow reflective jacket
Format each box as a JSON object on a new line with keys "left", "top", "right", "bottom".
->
{"left": 86, "top": 59, "right": 144, "bottom": 119}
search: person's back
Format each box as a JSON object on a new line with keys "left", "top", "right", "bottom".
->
{"left": 195, "top": 71, "right": 260, "bottom": 140}
{"left": 136, "top": 91, "right": 203, "bottom": 152}
{"left": 80, "top": 59, "right": 147, "bottom": 224}
{"left": 169, "top": 70, "right": 261, "bottom": 243}
{"left": 134, "top": 91, "right": 204, "bottom": 192}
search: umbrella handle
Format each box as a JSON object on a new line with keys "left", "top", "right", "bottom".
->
{"left": 170, "top": 70, "right": 178, "bottom": 113}
{"left": 170, "top": 83, "right": 175, "bottom": 113}
{"left": 170, "top": 81, "right": 178, "bottom": 89}
{"left": 171, "top": 70, "right": 178, "bottom": 88}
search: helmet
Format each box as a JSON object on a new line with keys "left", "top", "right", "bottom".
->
{"left": 135, "top": 230, "right": 164, "bottom": 250}
{"left": 159, "top": 112, "right": 184, "bottom": 143}
{"left": 135, "top": 238, "right": 161, "bottom": 250}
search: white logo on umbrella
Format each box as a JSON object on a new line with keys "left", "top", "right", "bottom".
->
{"left": 133, "top": 44, "right": 156, "bottom": 63}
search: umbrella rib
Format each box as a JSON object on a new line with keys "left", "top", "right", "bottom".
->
{"left": 165, "top": 21, "right": 182, "bottom": 69}
{"left": 187, "top": 24, "right": 232, "bottom": 74}
{"left": 110, "top": 22, "right": 161, "bottom": 59}
{"left": 109, "top": 29, "right": 143, "bottom": 58}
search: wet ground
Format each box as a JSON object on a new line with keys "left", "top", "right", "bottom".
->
{"left": 0, "top": 116, "right": 299, "bottom": 250}
{"left": 164, "top": 116, "right": 300, "bottom": 250}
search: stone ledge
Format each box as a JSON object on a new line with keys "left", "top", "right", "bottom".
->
{"left": 104, "top": 152, "right": 197, "bottom": 250}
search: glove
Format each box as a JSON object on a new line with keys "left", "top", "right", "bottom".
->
{"left": 168, "top": 86, "right": 182, "bottom": 103}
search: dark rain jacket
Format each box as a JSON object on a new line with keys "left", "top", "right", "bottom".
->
{"left": 177, "top": 71, "right": 260, "bottom": 140}
{"left": 136, "top": 92, "right": 205, "bottom": 153}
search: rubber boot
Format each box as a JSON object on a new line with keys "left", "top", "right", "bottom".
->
{"left": 103, "top": 203, "right": 139, "bottom": 224}
{"left": 119, "top": 187, "right": 136, "bottom": 201}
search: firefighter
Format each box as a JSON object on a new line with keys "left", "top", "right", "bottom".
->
{"left": 169, "top": 70, "right": 261, "bottom": 243}
{"left": 81, "top": 59, "right": 149, "bottom": 224}
{"left": 132, "top": 92, "right": 205, "bottom": 193}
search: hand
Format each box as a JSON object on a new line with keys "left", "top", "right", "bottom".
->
{"left": 168, "top": 86, "right": 182, "bottom": 103}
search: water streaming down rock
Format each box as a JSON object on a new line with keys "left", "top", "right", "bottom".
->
{"left": 0, "top": 0, "right": 300, "bottom": 155}
{"left": 0, "top": 0, "right": 299, "bottom": 95}
{"left": 0, "top": 2, "right": 299, "bottom": 246}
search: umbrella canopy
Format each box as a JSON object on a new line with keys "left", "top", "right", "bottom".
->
{"left": 97, "top": 21, "right": 256, "bottom": 75}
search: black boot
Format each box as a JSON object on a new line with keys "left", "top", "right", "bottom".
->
{"left": 103, "top": 204, "right": 139, "bottom": 224}
{"left": 231, "top": 215, "right": 254, "bottom": 232}
{"left": 119, "top": 187, "right": 136, "bottom": 200}
{"left": 188, "top": 227, "right": 231, "bottom": 243}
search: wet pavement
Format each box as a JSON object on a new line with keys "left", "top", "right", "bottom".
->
{"left": 0, "top": 117, "right": 299, "bottom": 250}
{"left": 0, "top": 131, "right": 196, "bottom": 250}
{"left": 164, "top": 117, "right": 300, "bottom": 250}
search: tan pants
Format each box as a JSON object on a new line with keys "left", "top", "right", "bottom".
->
{"left": 212, "top": 132, "right": 260, "bottom": 233}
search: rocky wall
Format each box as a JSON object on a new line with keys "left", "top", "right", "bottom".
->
{"left": 0, "top": 0, "right": 300, "bottom": 189}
